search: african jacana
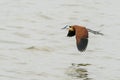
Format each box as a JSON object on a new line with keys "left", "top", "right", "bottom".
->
{"left": 62, "top": 25, "right": 103, "bottom": 52}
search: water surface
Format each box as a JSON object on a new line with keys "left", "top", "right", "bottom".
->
{"left": 0, "top": 0, "right": 120, "bottom": 80}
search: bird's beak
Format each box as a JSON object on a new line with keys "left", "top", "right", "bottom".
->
{"left": 61, "top": 25, "right": 69, "bottom": 29}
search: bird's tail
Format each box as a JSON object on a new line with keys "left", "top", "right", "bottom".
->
{"left": 87, "top": 28, "right": 104, "bottom": 36}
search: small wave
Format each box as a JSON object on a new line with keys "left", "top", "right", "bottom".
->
{"left": 0, "top": 40, "right": 25, "bottom": 44}
{"left": 25, "top": 46, "right": 54, "bottom": 52}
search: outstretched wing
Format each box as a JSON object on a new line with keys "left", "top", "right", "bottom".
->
{"left": 74, "top": 26, "right": 88, "bottom": 52}
{"left": 76, "top": 38, "right": 88, "bottom": 52}
{"left": 67, "top": 30, "right": 75, "bottom": 37}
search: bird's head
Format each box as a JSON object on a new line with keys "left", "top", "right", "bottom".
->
{"left": 62, "top": 25, "right": 75, "bottom": 37}
{"left": 62, "top": 25, "right": 74, "bottom": 31}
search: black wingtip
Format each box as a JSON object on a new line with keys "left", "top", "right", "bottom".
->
{"left": 77, "top": 38, "right": 88, "bottom": 52}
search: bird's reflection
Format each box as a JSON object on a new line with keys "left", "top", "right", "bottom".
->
{"left": 66, "top": 63, "right": 92, "bottom": 80}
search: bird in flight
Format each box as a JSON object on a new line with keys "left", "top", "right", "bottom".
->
{"left": 62, "top": 25, "right": 103, "bottom": 52}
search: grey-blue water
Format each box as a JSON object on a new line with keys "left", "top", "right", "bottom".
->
{"left": 0, "top": 0, "right": 120, "bottom": 80}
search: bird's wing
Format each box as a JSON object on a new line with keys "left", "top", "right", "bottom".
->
{"left": 75, "top": 27, "right": 88, "bottom": 52}
{"left": 76, "top": 37, "right": 88, "bottom": 52}
{"left": 67, "top": 30, "right": 75, "bottom": 37}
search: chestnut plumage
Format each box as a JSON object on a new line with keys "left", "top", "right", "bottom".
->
{"left": 62, "top": 25, "right": 104, "bottom": 52}
{"left": 67, "top": 25, "right": 88, "bottom": 52}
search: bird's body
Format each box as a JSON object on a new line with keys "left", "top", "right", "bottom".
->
{"left": 72, "top": 25, "right": 88, "bottom": 42}
{"left": 62, "top": 25, "right": 103, "bottom": 52}
{"left": 67, "top": 25, "right": 88, "bottom": 52}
